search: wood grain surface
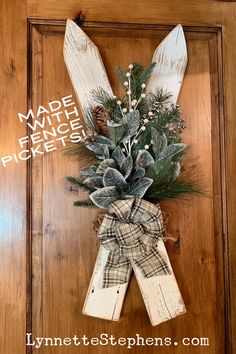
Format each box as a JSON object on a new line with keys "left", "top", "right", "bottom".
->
{"left": 0, "top": 1, "right": 27, "bottom": 354}
{"left": 29, "top": 22, "right": 225, "bottom": 353}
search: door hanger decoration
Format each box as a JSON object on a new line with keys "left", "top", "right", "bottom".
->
{"left": 64, "top": 19, "right": 201, "bottom": 326}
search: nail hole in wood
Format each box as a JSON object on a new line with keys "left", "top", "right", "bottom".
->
{"left": 74, "top": 12, "right": 85, "bottom": 27}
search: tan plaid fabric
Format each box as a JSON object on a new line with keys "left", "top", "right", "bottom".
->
{"left": 97, "top": 197, "right": 171, "bottom": 288}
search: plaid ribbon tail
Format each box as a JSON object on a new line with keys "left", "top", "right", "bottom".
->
{"left": 133, "top": 248, "right": 171, "bottom": 278}
{"left": 103, "top": 253, "right": 132, "bottom": 288}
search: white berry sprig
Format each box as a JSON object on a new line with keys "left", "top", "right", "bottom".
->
{"left": 122, "top": 64, "right": 133, "bottom": 112}
{"left": 133, "top": 83, "right": 146, "bottom": 110}
{"left": 129, "top": 108, "right": 155, "bottom": 151}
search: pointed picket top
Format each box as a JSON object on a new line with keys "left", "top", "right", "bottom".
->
{"left": 147, "top": 24, "right": 187, "bottom": 104}
{"left": 64, "top": 19, "right": 113, "bottom": 129}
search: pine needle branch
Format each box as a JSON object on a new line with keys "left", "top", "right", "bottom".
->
{"left": 74, "top": 199, "right": 96, "bottom": 208}
{"left": 64, "top": 142, "right": 98, "bottom": 166}
{"left": 139, "top": 62, "right": 156, "bottom": 87}
{"left": 145, "top": 179, "right": 204, "bottom": 200}
{"left": 90, "top": 87, "right": 114, "bottom": 105}
{"left": 115, "top": 66, "right": 127, "bottom": 84}
{"left": 90, "top": 87, "right": 123, "bottom": 121}
{"left": 148, "top": 89, "right": 173, "bottom": 105}
{"left": 145, "top": 159, "right": 205, "bottom": 200}
{"left": 67, "top": 177, "right": 95, "bottom": 193}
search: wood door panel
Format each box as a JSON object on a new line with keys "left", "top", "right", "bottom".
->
{"left": 29, "top": 22, "right": 225, "bottom": 353}
{"left": 0, "top": 1, "right": 27, "bottom": 353}
{"left": 27, "top": 0, "right": 221, "bottom": 24}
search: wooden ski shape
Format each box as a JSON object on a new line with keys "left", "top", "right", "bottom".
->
{"left": 64, "top": 20, "right": 187, "bottom": 325}
{"left": 64, "top": 19, "right": 131, "bottom": 321}
{"left": 132, "top": 24, "right": 187, "bottom": 325}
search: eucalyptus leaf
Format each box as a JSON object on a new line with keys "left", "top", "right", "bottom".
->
{"left": 128, "top": 177, "right": 153, "bottom": 198}
{"left": 83, "top": 176, "right": 104, "bottom": 189}
{"left": 96, "top": 159, "right": 117, "bottom": 174}
{"left": 131, "top": 167, "right": 145, "bottom": 181}
{"left": 103, "top": 168, "right": 127, "bottom": 191}
{"left": 120, "top": 156, "right": 133, "bottom": 179}
{"left": 111, "top": 146, "right": 126, "bottom": 167}
{"left": 135, "top": 149, "right": 155, "bottom": 170}
{"left": 120, "top": 110, "right": 140, "bottom": 142}
{"left": 89, "top": 186, "right": 119, "bottom": 209}
{"left": 107, "top": 121, "right": 124, "bottom": 144}
{"left": 159, "top": 143, "right": 187, "bottom": 160}
{"left": 151, "top": 128, "right": 167, "bottom": 159}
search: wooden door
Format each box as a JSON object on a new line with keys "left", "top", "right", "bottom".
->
{"left": 1, "top": 1, "right": 236, "bottom": 354}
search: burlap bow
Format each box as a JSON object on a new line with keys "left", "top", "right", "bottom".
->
{"left": 97, "top": 197, "right": 171, "bottom": 288}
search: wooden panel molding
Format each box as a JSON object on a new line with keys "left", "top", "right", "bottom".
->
{"left": 27, "top": 19, "right": 228, "bottom": 354}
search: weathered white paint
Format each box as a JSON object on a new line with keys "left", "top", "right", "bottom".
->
{"left": 147, "top": 24, "right": 187, "bottom": 104}
{"left": 82, "top": 246, "right": 131, "bottom": 320}
{"left": 64, "top": 19, "right": 187, "bottom": 325}
{"left": 64, "top": 19, "right": 130, "bottom": 321}
{"left": 64, "top": 19, "right": 112, "bottom": 129}
{"left": 134, "top": 24, "right": 187, "bottom": 325}
{"left": 131, "top": 239, "right": 186, "bottom": 326}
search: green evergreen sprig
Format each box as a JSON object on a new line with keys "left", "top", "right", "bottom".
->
{"left": 64, "top": 142, "right": 98, "bottom": 165}
{"left": 146, "top": 179, "right": 203, "bottom": 200}
{"left": 74, "top": 199, "right": 96, "bottom": 208}
{"left": 116, "top": 62, "right": 156, "bottom": 103}
{"left": 132, "top": 104, "right": 184, "bottom": 156}
{"left": 67, "top": 176, "right": 95, "bottom": 193}
{"left": 90, "top": 88, "right": 124, "bottom": 122}
{"left": 66, "top": 62, "right": 203, "bottom": 209}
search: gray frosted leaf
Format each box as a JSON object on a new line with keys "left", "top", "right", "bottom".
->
{"left": 128, "top": 177, "right": 153, "bottom": 198}
{"left": 86, "top": 143, "right": 109, "bottom": 159}
{"left": 102, "top": 145, "right": 110, "bottom": 159}
{"left": 111, "top": 146, "right": 125, "bottom": 167}
{"left": 86, "top": 142, "right": 100, "bottom": 153}
{"left": 89, "top": 186, "right": 119, "bottom": 209}
{"left": 131, "top": 167, "right": 145, "bottom": 181}
{"left": 79, "top": 166, "right": 97, "bottom": 177}
{"left": 107, "top": 121, "right": 124, "bottom": 144}
{"left": 94, "top": 135, "right": 115, "bottom": 146}
{"left": 120, "top": 110, "right": 140, "bottom": 142}
{"left": 83, "top": 176, "right": 104, "bottom": 189}
{"left": 136, "top": 149, "right": 155, "bottom": 170}
{"left": 120, "top": 156, "right": 133, "bottom": 179}
{"left": 159, "top": 143, "right": 187, "bottom": 160}
{"left": 96, "top": 159, "right": 117, "bottom": 174}
{"left": 103, "top": 168, "right": 127, "bottom": 192}
{"left": 151, "top": 128, "right": 167, "bottom": 159}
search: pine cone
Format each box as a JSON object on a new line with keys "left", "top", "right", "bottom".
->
{"left": 93, "top": 106, "right": 110, "bottom": 137}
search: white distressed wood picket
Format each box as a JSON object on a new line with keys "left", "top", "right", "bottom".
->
{"left": 64, "top": 19, "right": 187, "bottom": 325}
{"left": 64, "top": 19, "right": 130, "bottom": 321}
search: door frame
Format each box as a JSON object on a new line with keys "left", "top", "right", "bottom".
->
{"left": 26, "top": 16, "right": 232, "bottom": 353}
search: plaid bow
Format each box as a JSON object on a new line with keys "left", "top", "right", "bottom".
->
{"left": 97, "top": 197, "right": 171, "bottom": 288}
